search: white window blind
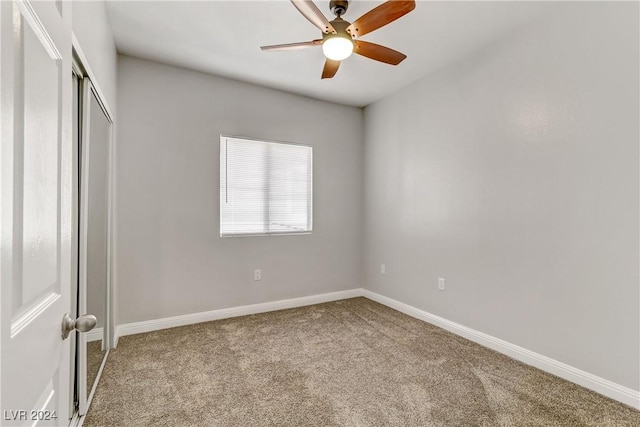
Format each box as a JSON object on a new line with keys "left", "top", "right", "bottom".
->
{"left": 220, "top": 136, "right": 313, "bottom": 236}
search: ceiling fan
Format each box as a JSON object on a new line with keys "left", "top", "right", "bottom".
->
{"left": 260, "top": 0, "right": 416, "bottom": 79}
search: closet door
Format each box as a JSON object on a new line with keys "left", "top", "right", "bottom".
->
{"left": 78, "top": 80, "right": 112, "bottom": 415}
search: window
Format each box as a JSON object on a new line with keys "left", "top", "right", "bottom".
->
{"left": 220, "top": 136, "right": 313, "bottom": 236}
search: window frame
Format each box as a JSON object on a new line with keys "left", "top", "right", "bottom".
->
{"left": 219, "top": 134, "right": 313, "bottom": 237}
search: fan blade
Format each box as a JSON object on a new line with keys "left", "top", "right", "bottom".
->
{"left": 290, "top": 0, "right": 336, "bottom": 34}
{"left": 261, "top": 40, "right": 322, "bottom": 52}
{"left": 346, "top": 0, "right": 415, "bottom": 38}
{"left": 354, "top": 40, "right": 406, "bottom": 65}
{"left": 321, "top": 59, "right": 340, "bottom": 79}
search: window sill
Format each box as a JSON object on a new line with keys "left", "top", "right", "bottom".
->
{"left": 220, "top": 231, "right": 312, "bottom": 238}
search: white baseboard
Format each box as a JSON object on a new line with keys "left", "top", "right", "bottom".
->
{"left": 86, "top": 327, "right": 103, "bottom": 343}
{"left": 115, "top": 288, "right": 363, "bottom": 340}
{"left": 113, "top": 287, "right": 639, "bottom": 409}
{"left": 361, "top": 289, "right": 640, "bottom": 410}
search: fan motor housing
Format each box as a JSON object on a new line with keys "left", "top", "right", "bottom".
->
{"left": 323, "top": 17, "right": 352, "bottom": 42}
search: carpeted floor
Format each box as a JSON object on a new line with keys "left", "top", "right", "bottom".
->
{"left": 87, "top": 340, "right": 105, "bottom": 393}
{"left": 84, "top": 297, "right": 640, "bottom": 426}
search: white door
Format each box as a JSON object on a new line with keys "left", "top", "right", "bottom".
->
{"left": 1, "top": 1, "right": 74, "bottom": 425}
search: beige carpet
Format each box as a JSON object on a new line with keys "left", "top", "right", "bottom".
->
{"left": 84, "top": 298, "right": 640, "bottom": 426}
{"left": 87, "top": 340, "right": 105, "bottom": 393}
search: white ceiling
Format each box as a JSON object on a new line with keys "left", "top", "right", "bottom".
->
{"left": 106, "top": 1, "right": 555, "bottom": 107}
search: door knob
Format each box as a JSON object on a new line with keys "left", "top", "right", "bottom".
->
{"left": 61, "top": 313, "right": 97, "bottom": 340}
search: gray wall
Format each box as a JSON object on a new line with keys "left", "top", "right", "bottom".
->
{"left": 116, "top": 55, "right": 364, "bottom": 324}
{"left": 363, "top": 2, "right": 639, "bottom": 391}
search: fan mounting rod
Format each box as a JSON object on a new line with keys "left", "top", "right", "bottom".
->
{"left": 330, "top": 0, "right": 349, "bottom": 17}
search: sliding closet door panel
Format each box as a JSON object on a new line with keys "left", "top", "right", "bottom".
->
{"left": 85, "top": 91, "right": 108, "bottom": 335}
{"left": 78, "top": 82, "right": 111, "bottom": 415}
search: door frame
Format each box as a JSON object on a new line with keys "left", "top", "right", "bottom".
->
{"left": 70, "top": 38, "right": 115, "bottom": 421}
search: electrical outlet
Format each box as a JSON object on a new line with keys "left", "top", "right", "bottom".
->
{"left": 438, "top": 277, "right": 446, "bottom": 291}
{"left": 254, "top": 269, "right": 262, "bottom": 281}
{"left": 380, "top": 264, "right": 386, "bottom": 274}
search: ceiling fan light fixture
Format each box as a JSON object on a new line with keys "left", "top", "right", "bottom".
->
{"left": 261, "top": 0, "right": 415, "bottom": 78}
{"left": 322, "top": 36, "right": 353, "bottom": 61}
